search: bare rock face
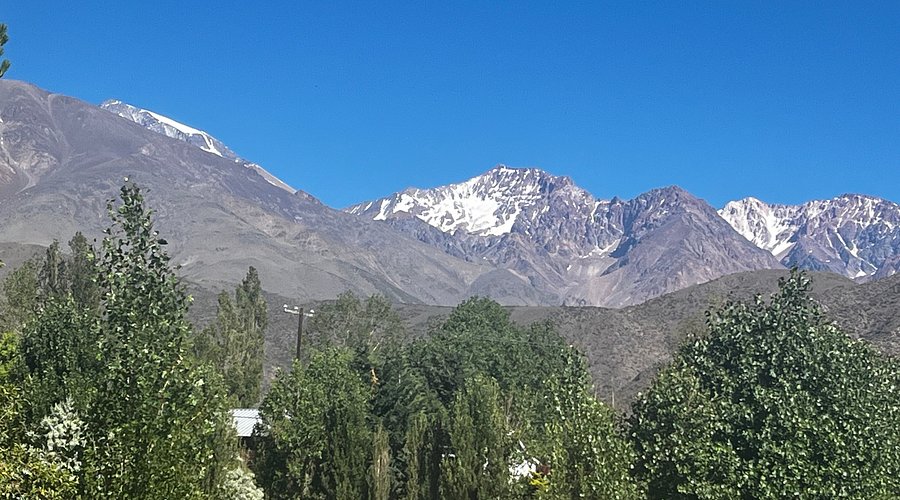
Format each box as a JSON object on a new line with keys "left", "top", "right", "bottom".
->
{"left": 348, "top": 167, "right": 784, "bottom": 307}
{"left": 721, "top": 195, "right": 900, "bottom": 279}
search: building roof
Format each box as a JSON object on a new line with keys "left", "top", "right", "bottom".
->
{"left": 231, "top": 408, "right": 261, "bottom": 438}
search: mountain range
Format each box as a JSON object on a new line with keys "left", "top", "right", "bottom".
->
{"left": 347, "top": 167, "right": 783, "bottom": 306}
{"left": 2, "top": 79, "right": 900, "bottom": 308}
{"left": 0, "top": 80, "right": 508, "bottom": 305}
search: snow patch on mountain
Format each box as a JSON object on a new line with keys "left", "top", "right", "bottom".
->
{"left": 349, "top": 165, "right": 563, "bottom": 236}
{"left": 720, "top": 194, "right": 900, "bottom": 278}
{"left": 100, "top": 100, "right": 296, "bottom": 194}
{"left": 719, "top": 197, "right": 801, "bottom": 258}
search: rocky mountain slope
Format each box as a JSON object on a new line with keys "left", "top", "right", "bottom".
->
{"left": 5, "top": 79, "right": 896, "bottom": 309}
{"left": 0, "top": 80, "right": 525, "bottom": 305}
{"left": 720, "top": 195, "right": 900, "bottom": 279}
{"left": 100, "top": 99, "right": 296, "bottom": 194}
{"left": 348, "top": 166, "right": 785, "bottom": 306}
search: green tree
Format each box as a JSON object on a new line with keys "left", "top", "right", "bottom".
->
{"left": 3, "top": 184, "right": 236, "bottom": 497}
{"left": 309, "top": 292, "right": 406, "bottom": 377}
{"left": 76, "top": 182, "right": 234, "bottom": 498}
{"left": 0, "top": 332, "right": 25, "bottom": 447}
{"left": 0, "top": 258, "right": 38, "bottom": 333}
{"left": 20, "top": 295, "right": 99, "bottom": 420}
{"left": 254, "top": 348, "right": 371, "bottom": 499}
{"left": 378, "top": 297, "right": 638, "bottom": 499}
{"left": 368, "top": 422, "right": 392, "bottom": 500}
{"left": 196, "top": 266, "right": 267, "bottom": 407}
{"left": 233, "top": 266, "right": 266, "bottom": 404}
{"left": 67, "top": 232, "right": 100, "bottom": 312}
{"left": 521, "top": 372, "right": 639, "bottom": 499}
{"left": 439, "top": 375, "right": 511, "bottom": 499}
{"left": 630, "top": 270, "right": 900, "bottom": 498}
{"left": 37, "top": 241, "right": 69, "bottom": 301}
{"left": 399, "top": 412, "right": 436, "bottom": 500}
{"left": 0, "top": 444, "right": 77, "bottom": 499}
{"left": 0, "top": 23, "right": 9, "bottom": 78}
{"left": 1, "top": 335, "right": 78, "bottom": 499}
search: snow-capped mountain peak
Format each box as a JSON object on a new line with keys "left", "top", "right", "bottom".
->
{"left": 100, "top": 99, "right": 296, "bottom": 194}
{"left": 100, "top": 100, "right": 234, "bottom": 159}
{"left": 348, "top": 165, "right": 581, "bottom": 236}
{"left": 347, "top": 167, "right": 783, "bottom": 306}
{"left": 719, "top": 197, "right": 801, "bottom": 258}
{"left": 720, "top": 194, "right": 900, "bottom": 279}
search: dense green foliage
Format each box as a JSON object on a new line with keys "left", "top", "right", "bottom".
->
{"left": 2, "top": 181, "right": 897, "bottom": 499}
{"left": 254, "top": 349, "right": 372, "bottom": 499}
{"left": 196, "top": 267, "right": 267, "bottom": 406}
{"left": 0, "top": 258, "right": 38, "bottom": 333}
{"left": 630, "top": 270, "right": 900, "bottom": 498}
{"left": 1, "top": 183, "right": 238, "bottom": 498}
{"left": 254, "top": 295, "right": 639, "bottom": 499}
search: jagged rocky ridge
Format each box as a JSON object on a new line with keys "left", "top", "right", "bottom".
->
{"left": 348, "top": 166, "right": 785, "bottom": 307}
{"left": 720, "top": 195, "right": 900, "bottom": 279}
{"left": 4, "top": 80, "right": 896, "bottom": 308}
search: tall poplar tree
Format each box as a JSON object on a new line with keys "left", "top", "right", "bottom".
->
{"left": 37, "top": 241, "right": 69, "bottom": 300}
{"left": 196, "top": 266, "right": 267, "bottom": 406}
{"left": 81, "top": 182, "right": 233, "bottom": 497}
{"left": 68, "top": 232, "right": 100, "bottom": 312}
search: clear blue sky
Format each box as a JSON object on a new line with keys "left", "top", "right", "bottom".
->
{"left": 5, "top": 1, "right": 899, "bottom": 208}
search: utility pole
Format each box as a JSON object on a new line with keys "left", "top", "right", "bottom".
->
{"left": 283, "top": 305, "right": 314, "bottom": 361}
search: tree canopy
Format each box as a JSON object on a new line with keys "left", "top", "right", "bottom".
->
{"left": 2, "top": 182, "right": 238, "bottom": 498}
{"left": 630, "top": 270, "right": 900, "bottom": 499}
{"left": 254, "top": 295, "right": 639, "bottom": 499}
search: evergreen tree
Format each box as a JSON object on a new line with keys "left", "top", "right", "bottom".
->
{"left": 368, "top": 422, "right": 392, "bottom": 500}
{"left": 254, "top": 348, "right": 371, "bottom": 499}
{"left": 37, "top": 241, "right": 69, "bottom": 301}
{"left": 400, "top": 412, "right": 434, "bottom": 500}
{"left": 377, "top": 297, "right": 638, "bottom": 499}
{"left": 0, "top": 258, "right": 38, "bottom": 333}
{"left": 234, "top": 266, "right": 266, "bottom": 405}
{"left": 252, "top": 295, "right": 639, "bottom": 499}
{"left": 439, "top": 375, "right": 511, "bottom": 499}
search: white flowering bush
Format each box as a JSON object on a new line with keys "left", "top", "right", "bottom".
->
{"left": 38, "top": 397, "right": 85, "bottom": 475}
{"left": 221, "top": 463, "right": 265, "bottom": 500}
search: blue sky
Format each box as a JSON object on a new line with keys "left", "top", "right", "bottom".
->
{"left": 5, "top": 1, "right": 899, "bottom": 208}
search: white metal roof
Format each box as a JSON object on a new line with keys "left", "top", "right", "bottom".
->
{"left": 231, "top": 408, "right": 260, "bottom": 438}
